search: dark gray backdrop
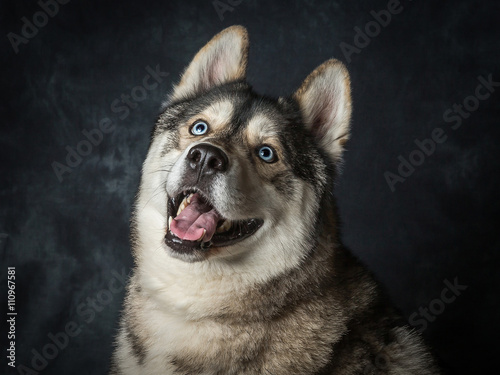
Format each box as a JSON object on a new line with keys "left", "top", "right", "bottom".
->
{"left": 1, "top": 0, "right": 499, "bottom": 374}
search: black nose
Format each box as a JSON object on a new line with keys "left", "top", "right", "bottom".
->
{"left": 187, "top": 143, "right": 229, "bottom": 176}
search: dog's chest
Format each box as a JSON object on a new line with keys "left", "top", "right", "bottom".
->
{"left": 136, "top": 302, "right": 265, "bottom": 373}
{"left": 132, "top": 288, "right": 339, "bottom": 375}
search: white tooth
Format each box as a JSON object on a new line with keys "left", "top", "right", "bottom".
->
{"left": 217, "top": 220, "right": 232, "bottom": 233}
{"left": 177, "top": 200, "right": 187, "bottom": 215}
{"left": 168, "top": 216, "right": 172, "bottom": 229}
{"left": 176, "top": 195, "right": 193, "bottom": 216}
{"left": 197, "top": 229, "right": 206, "bottom": 242}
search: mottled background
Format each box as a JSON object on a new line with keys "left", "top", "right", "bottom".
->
{"left": 1, "top": 0, "right": 499, "bottom": 374}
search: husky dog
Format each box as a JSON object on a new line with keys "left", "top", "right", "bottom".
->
{"left": 111, "top": 26, "right": 439, "bottom": 374}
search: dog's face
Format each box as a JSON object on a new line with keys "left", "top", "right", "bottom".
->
{"left": 135, "top": 26, "right": 351, "bottom": 274}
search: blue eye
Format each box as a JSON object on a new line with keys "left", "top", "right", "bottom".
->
{"left": 257, "top": 146, "right": 276, "bottom": 163}
{"left": 191, "top": 121, "right": 208, "bottom": 136}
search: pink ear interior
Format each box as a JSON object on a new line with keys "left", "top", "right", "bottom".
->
{"left": 205, "top": 52, "right": 229, "bottom": 88}
{"left": 309, "top": 94, "right": 339, "bottom": 140}
{"left": 171, "top": 27, "right": 248, "bottom": 102}
{"left": 294, "top": 60, "right": 351, "bottom": 161}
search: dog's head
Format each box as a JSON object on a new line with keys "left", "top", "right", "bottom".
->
{"left": 135, "top": 26, "right": 351, "bottom": 277}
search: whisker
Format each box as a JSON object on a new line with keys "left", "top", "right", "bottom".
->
{"left": 140, "top": 181, "right": 167, "bottom": 211}
{"left": 147, "top": 169, "right": 172, "bottom": 174}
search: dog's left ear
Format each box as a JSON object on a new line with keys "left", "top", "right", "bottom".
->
{"left": 294, "top": 59, "right": 352, "bottom": 163}
{"left": 170, "top": 25, "right": 249, "bottom": 102}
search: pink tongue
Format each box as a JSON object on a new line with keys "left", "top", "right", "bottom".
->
{"left": 170, "top": 193, "right": 220, "bottom": 242}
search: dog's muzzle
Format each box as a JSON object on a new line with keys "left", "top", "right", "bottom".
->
{"left": 164, "top": 143, "right": 263, "bottom": 261}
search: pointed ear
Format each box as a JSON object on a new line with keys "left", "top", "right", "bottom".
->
{"left": 170, "top": 26, "right": 249, "bottom": 102}
{"left": 293, "top": 59, "right": 352, "bottom": 163}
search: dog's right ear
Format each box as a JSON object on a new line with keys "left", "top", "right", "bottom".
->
{"left": 169, "top": 26, "right": 249, "bottom": 102}
{"left": 294, "top": 59, "right": 352, "bottom": 163}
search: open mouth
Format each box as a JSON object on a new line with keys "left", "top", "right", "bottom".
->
{"left": 165, "top": 189, "right": 263, "bottom": 256}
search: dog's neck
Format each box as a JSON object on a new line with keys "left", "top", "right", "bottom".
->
{"left": 132, "top": 195, "right": 344, "bottom": 319}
